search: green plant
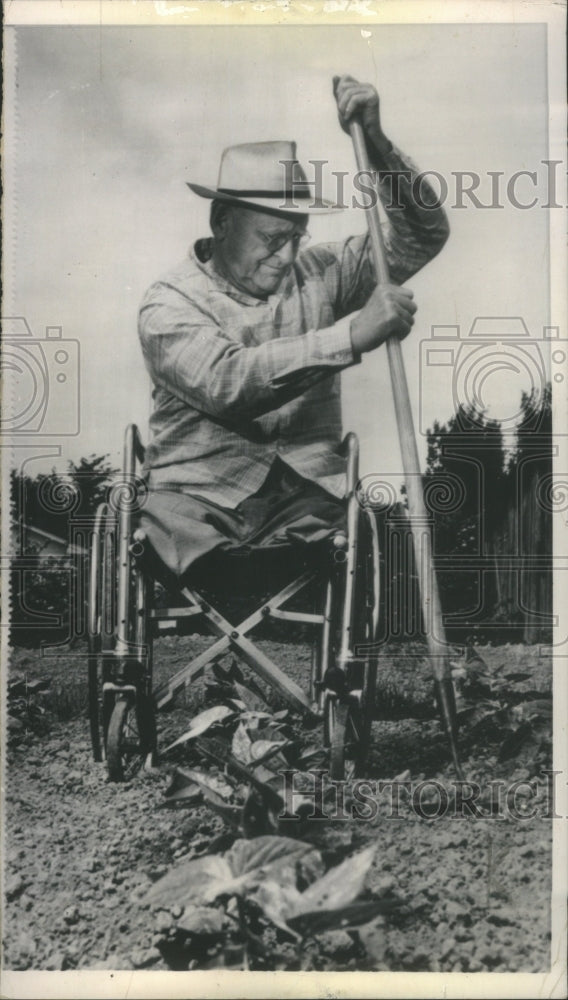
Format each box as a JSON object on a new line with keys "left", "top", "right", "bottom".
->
{"left": 8, "top": 676, "right": 52, "bottom": 743}
{"left": 145, "top": 835, "right": 398, "bottom": 970}
{"left": 451, "top": 647, "right": 552, "bottom": 769}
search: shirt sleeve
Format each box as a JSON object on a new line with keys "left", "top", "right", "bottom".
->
{"left": 139, "top": 291, "right": 358, "bottom": 423}
{"left": 300, "top": 144, "right": 450, "bottom": 319}
{"left": 378, "top": 143, "right": 450, "bottom": 287}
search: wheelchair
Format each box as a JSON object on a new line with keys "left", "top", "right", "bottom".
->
{"left": 87, "top": 424, "right": 380, "bottom": 783}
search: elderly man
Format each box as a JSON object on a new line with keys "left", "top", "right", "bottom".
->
{"left": 137, "top": 75, "right": 449, "bottom": 580}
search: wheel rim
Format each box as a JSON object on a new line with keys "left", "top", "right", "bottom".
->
{"left": 87, "top": 505, "right": 112, "bottom": 763}
{"left": 107, "top": 696, "right": 155, "bottom": 782}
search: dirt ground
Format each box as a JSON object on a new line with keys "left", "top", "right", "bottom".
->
{"left": 2, "top": 639, "right": 553, "bottom": 974}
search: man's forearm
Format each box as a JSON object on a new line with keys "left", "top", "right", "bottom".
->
{"left": 368, "top": 143, "right": 450, "bottom": 284}
{"left": 333, "top": 74, "right": 448, "bottom": 240}
{"left": 370, "top": 142, "right": 447, "bottom": 222}
{"left": 363, "top": 126, "right": 394, "bottom": 165}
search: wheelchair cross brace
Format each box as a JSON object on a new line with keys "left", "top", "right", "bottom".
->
{"left": 153, "top": 571, "right": 318, "bottom": 714}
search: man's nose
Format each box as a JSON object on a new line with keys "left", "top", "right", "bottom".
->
{"left": 272, "top": 239, "right": 295, "bottom": 264}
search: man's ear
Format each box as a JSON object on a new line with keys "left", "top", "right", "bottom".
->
{"left": 210, "top": 199, "right": 232, "bottom": 240}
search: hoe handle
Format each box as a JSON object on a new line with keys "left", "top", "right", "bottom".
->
{"left": 348, "top": 116, "right": 463, "bottom": 778}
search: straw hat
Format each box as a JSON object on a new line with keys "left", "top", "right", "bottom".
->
{"left": 187, "top": 140, "right": 340, "bottom": 215}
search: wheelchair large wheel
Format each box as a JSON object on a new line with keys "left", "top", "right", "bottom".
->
{"left": 326, "top": 508, "right": 380, "bottom": 781}
{"left": 87, "top": 507, "right": 103, "bottom": 762}
{"left": 106, "top": 693, "right": 156, "bottom": 783}
{"left": 352, "top": 510, "right": 379, "bottom": 775}
{"left": 88, "top": 503, "right": 156, "bottom": 780}
{"left": 87, "top": 505, "right": 116, "bottom": 762}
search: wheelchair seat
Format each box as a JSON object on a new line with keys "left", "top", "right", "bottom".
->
{"left": 88, "top": 425, "right": 380, "bottom": 783}
{"left": 134, "top": 453, "right": 346, "bottom": 583}
{"left": 144, "top": 525, "right": 336, "bottom": 619}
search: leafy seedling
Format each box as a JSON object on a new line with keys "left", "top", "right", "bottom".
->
{"left": 163, "top": 705, "right": 235, "bottom": 752}
{"left": 145, "top": 834, "right": 401, "bottom": 969}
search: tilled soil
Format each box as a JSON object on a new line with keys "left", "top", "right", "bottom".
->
{"left": 2, "top": 641, "right": 553, "bottom": 974}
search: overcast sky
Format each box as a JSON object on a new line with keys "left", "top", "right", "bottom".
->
{"left": 4, "top": 22, "right": 552, "bottom": 481}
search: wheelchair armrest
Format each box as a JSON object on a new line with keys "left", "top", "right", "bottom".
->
{"left": 123, "top": 424, "right": 146, "bottom": 476}
{"left": 339, "top": 432, "right": 359, "bottom": 494}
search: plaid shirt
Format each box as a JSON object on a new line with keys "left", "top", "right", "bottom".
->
{"left": 138, "top": 145, "right": 449, "bottom": 508}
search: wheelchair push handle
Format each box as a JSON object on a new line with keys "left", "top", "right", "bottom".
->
{"left": 339, "top": 432, "right": 359, "bottom": 494}
{"left": 124, "top": 423, "right": 146, "bottom": 475}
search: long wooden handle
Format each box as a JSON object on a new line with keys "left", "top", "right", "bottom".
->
{"left": 348, "top": 119, "right": 462, "bottom": 775}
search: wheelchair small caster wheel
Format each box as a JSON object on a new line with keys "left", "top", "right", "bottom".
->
{"left": 325, "top": 695, "right": 349, "bottom": 782}
{"left": 106, "top": 694, "right": 156, "bottom": 783}
{"left": 325, "top": 692, "right": 369, "bottom": 782}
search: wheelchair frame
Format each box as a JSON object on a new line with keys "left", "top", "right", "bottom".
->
{"left": 88, "top": 424, "right": 380, "bottom": 782}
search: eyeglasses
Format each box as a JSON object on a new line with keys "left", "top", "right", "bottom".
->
{"left": 257, "top": 229, "right": 310, "bottom": 256}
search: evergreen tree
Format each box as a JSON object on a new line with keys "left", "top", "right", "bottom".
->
{"left": 425, "top": 386, "right": 552, "bottom": 642}
{"left": 10, "top": 454, "right": 117, "bottom": 647}
{"left": 425, "top": 404, "right": 507, "bottom": 637}
{"left": 503, "top": 384, "right": 552, "bottom": 641}
{"left": 11, "top": 454, "right": 117, "bottom": 544}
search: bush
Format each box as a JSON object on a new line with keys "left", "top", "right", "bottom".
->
{"left": 9, "top": 559, "right": 79, "bottom": 649}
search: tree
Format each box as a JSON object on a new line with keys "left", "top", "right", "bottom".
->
{"left": 501, "top": 384, "right": 552, "bottom": 642}
{"left": 506, "top": 383, "right": 552, "bottom": 477}
{"left": 425, "top": 387, "right": 553, "bottom": 643}
{"left": 425, "top": 404, "right": 508, "bottom": 639}
{"left": 10, "top": 454, "right": 117, "bottom": 647}
{"left": 66, "top": 454, "right": 120, "bottom": 518}
{"left": 11, "top": 454, "right": 118, "bottom": 544}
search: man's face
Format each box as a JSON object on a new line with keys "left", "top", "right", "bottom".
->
{"left": 213, "top": 205, "right": 308, "bottom": 299}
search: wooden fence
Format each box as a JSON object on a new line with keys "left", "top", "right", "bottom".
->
{"left": 374, "top": 469, "right": 552, "bottom": 645}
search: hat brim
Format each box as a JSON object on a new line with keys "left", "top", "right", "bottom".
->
{"left": 187, "top": 182, "right": 343, "bottom": 215}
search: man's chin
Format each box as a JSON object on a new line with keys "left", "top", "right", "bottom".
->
{"left": 257, "top": 268, "right": 286, "bottom": 293}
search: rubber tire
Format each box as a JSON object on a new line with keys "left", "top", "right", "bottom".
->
{"left": 326, "top": 695, "right": 367, "bottom": 782}
{"left": 326, "top": 511, "right": 379, "bottom": 782}
{"left": 350, "top": 511, "right": 379, "bottom": 778}
{"left": 87, "top": 650, "right": 102, "bottom": 762}
{"left": 91, "top": 518, "right": 118, "bottom": 763}
{"left": 87, "top": 513, "right": 107, "bottom": 763}
{"left": 106, "top": 695, "right": 156, "bottom": 783}
{"left": 327, "top": 696, "right": 347, "bottom": 782}
{"left": 101, "top": 521, "right": 117, "bottom": 655}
